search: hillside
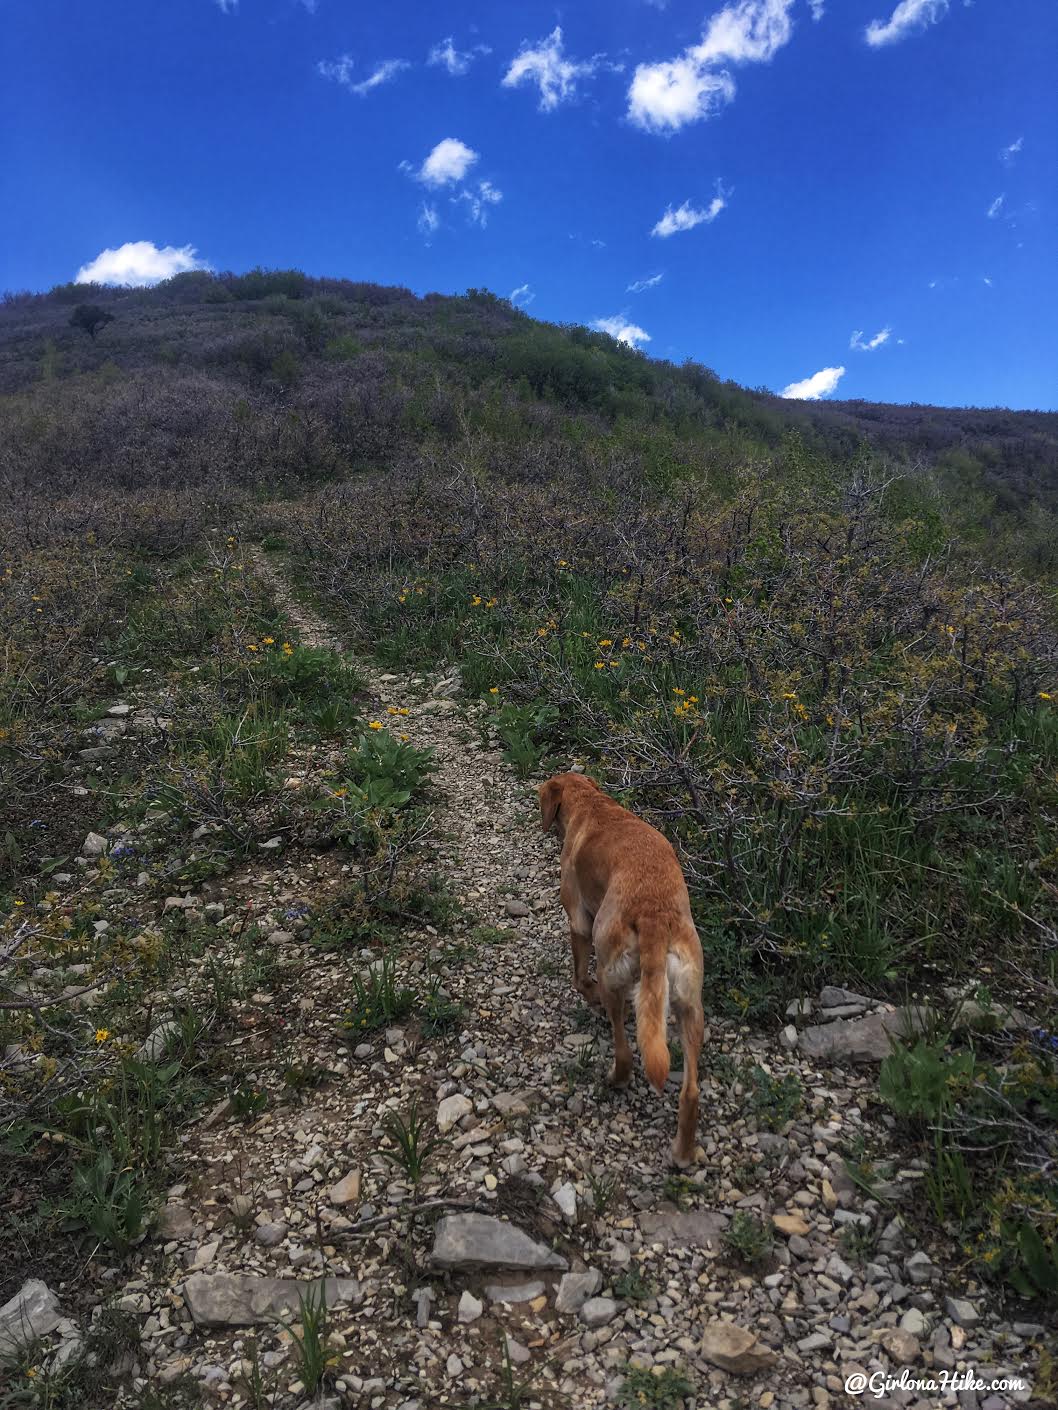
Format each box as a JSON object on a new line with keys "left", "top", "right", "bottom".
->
{"left": 1, "top": 273, "right": 1057, "bottom": 1408}
{"left": 2, "top": 273, "right": 1058, "bottom": 571}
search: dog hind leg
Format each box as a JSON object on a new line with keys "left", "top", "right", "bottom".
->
{"left": 598, "top": 968, "right": 633, "bottom": 1087}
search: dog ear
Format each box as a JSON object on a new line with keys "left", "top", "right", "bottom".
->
{"left": 539, "top": 777, "right": 562, "bottom": 833}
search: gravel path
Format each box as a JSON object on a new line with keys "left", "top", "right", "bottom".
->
{"left": 113, "top": 555, "right": 1044, "bottom": 1410}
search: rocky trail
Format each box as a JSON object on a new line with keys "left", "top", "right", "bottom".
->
{"left": 5, "top": 554, "right": 1045, "bottom": 1410}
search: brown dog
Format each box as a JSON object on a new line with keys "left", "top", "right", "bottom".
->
{"left": 539, "top": 772, "right": 705, "bottom": 1166}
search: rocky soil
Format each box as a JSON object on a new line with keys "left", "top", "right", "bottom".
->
{"left": 5, "top": 555, "right": 1047, "bottom": 1410}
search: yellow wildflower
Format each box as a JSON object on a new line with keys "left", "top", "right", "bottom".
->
{"left": 95, "top": 1028, "right": 110, "bottom": 1043}
{"left": 368, "top": 721, "right": 382, "bottom": 731}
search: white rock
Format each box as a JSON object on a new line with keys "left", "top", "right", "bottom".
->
{"left": 437, "top": 1094, "right": 473, "bottom": 1134}
{"left": 555, "top": 1269, "right": 602, "bottom": 1315}
{"left": 327, "top": 1171, "right": 361, "bottom": 1206}
{"left": 0, "top": 1280, "right": 62, "bottom": 1355}
{"left": 579, "top": 1296, "right": 619, "bottom": 1328}
{"left": 552, "top": 1182, "right": 578, "bottom": 1222}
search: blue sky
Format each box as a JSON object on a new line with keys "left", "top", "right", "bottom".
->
{"left": 2, "top": 0, "right": 1055, "bottom": 409}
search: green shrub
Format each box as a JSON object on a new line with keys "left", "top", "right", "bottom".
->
{"left": 59, "top": 1150, "right": 150, "bottom": 1256}
{"left": 341, "top": 954, "right": 416, "bottom": 1035}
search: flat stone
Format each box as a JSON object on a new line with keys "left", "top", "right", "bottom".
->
{"left": 819, "top": 985, "right": 872, "bottom": 1008}
{"left": 492, "top": 1091, "right": 532, "bottom": 1117}
{"left": 555, "top": 1269, "right": 603, "bottom": 1314}
{"left": 327, "top": 1171, "right": 361, "bottom": 1206}
{"left": 182, "top": 1274, "right": 361, "bottom": 1328}
{"left": 639, "top": 1210, "right": 729, "bottom": 1249}
{"left": 815, "top": 1003, "right": 870, "bottom": 1022}
{"left": 504, "top": 1334, "right": 531, "bottom": 1366}
{"left": 877, "top": 1327, "right": 920, "bottom": 1363}
{"left": 772, "top": 1213, "right": 810, "bottom": 1237}
{"left": 798, "top": 1007, "right": 930, "bottom": 1063}
{"left": 579, "top": 1297, "right": 619, "bottom": 1327}
{"left": 255, "top": 1222, "right": 288, "bottom": 1248}
{"left": 954, "top": 999, "right": 1033, "bottom": 1033}
{"left": 136, "top": 1020, "right": 183, "bottom": 1063}
{"left": 798, "top": 1332, "right": 831, "bottom": 1353}
{"left": 81, "top": 832, "right": 109, "bottom": 857}
{"left": 940, "top": 1295, "right": 978, "bottom": 1327}
{"left": 552, "top": 1182, "right": 577, "bottom": 1222}
{"left": 457, "top": 1290, "right": 483, "bottom": 1323}
{"left": 155, "top": 1204, "right": 195, "bottom": 1240}
{"left": 905, "top": 1250, "right": 940, "bottom": 1285}
{"left": 504, "top": 901, "right": 530, "bottom": 918}
{"left": 900, "top": 1308, "right": 928, "bottom": 1336}
{"left": 437, "top": 1094, "right": 473, "bottom": 1134}
{"left": 431, "top": 1214, "right": 567, "bottom": 1272}
{"left": 187, "top": 1239, "right": 220, "bottom": 1270}
{"left": 0, "top": 1280, "right": 62, "bottom": 1355}
{"left": 700, "top": 1321, "right": 777, "bottom": 1375}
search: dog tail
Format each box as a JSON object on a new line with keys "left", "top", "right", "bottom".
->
{"left": 635, "top": 921, "right": 670, "bottom": 1094}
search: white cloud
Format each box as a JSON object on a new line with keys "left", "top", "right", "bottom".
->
{"left": 850, "top": 326, "right": 891, "bottom": 351}
{"left": 428, "top": 36, "right": 490, "bottom": 76}
{"left": 455, "top": 180, "right": 503, "bottom": 228}
{"left": 627, "top": 0, "right": 795, "bottom": 135}
{"left": 408, "top": 138, "right": 480, "bottom": 188}
{"left": 627, "top": 273, "right": 664, "bottom": 293}
{"left": 986, "top": 193, "right": 1005, "bottom": 219}
{"left": 592, "top": 315, "right": 652, "bottom": 348}
{"left": 510, "top": 283, "right": 535, "bottom": 307}
{"left": 75, "top": 241, "right": 210, "bottom": 287}
{"left": 318, "top": 54, "right": 355, "bottom": 86}
{"left": 350, "top": 59, "right": 408, "bottom": 96}
{"left": 808, "top": 0, "right": 825, "bottom": 17}
{"left": 1000, "top": 136, "right": 1023, "bottom": 164}
{"left": 215, "top": 0, "right": 237, "bottom": 13}
{"left": 403, "top": 141, "right": 497, "bottom": 230}
{"left": 318, "top": 55, "right": 408, "bottom": 96}
{"left": 781, "top": 365, "right": 845, "bottom": 400}
{"left": 865, "top": 0, "right": 949, "bottom": 48}
{"left": 503, "top": 26, "right": 608, "bottom": 111}
{"left": 982, "top": 275, "right": 993, "bottom": 287}
{"left": 299, "top": 0, "right": 318, "bottom": 12}
{"left": 418, "top": 204, "right": 439, "bottom": 239}
{"left": 651, "top": 185, "right": 729, "bottom": 237}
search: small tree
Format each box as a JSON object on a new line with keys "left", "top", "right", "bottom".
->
{"left": 69, "top": 304, "right": 114, "bottom": 340}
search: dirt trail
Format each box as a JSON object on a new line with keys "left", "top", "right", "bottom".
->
{"left": 122, "top": 554, "right": 1042, "bottom": 1410}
